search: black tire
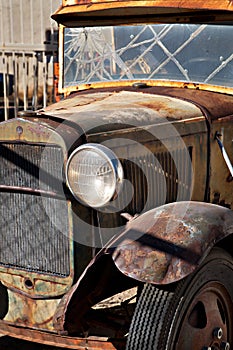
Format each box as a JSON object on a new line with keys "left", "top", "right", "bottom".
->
{"left": 126, "top": 247, "right": 233, "bottom": 350}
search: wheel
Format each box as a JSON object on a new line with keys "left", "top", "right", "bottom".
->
{"left": 126, "top": 248, "right": 233, "bottom": 350}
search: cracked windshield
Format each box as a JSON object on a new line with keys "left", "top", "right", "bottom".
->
{"left": 63, "top": 24, "right": 233, "bottom": 88}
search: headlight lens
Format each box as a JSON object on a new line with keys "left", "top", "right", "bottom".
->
{"left": 66, "top": 143, "right": 123, "bottom": 208}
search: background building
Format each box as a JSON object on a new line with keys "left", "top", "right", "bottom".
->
{"left": 0, "top": 0, "right": 60, "bottom": 120}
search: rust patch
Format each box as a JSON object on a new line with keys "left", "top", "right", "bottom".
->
{"left": 52, "top": 1, "right": 233, "bottom": 29}
{"left": 40, "top": 91, "right": 202, "bottom": 131}
{"left": 0, "top": 319, "right": 124, "bottom": 349}
{"left": 135, "top": 100, "right": 183, "bottom": 119}
{"left": 109, "top": 201, "right": 233, "bottom": 285}
{"left": 4, "top": 289, "right": 60, "bottom": 331}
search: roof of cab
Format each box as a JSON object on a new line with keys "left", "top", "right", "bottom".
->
{"left": 52, "top": 0, "right": 233, "bottom": 27}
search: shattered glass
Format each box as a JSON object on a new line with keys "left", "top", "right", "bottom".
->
{"left": 63, "top": 24, "right": 233, "bottom": 88}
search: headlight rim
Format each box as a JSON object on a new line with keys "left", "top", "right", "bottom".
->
{"left": 66, "top": 143, "right": 123, "bottom": 208}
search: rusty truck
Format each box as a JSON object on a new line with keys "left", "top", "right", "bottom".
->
{"left": 0, "top": 1, "right": 233, "bottom": 349}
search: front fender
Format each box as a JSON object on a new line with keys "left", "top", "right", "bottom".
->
{"left": 108, "top": 201, "right": 233, "bottom": 285}
{"left": 53, "top": 202, "right": 233, "bottom": 334}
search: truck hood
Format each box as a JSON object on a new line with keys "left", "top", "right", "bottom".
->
{"left": 39, "top": 90, "right": 204, "bottom": 136}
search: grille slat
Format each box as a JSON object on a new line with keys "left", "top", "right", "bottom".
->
{"left": 0, "top": 143, "right": 70, "bottom": 277}
{"left": 122, "top": 147, "right": 193, "bottom": 215}
{"left": 0, "top": 143, "right": 64, "bottom": 192}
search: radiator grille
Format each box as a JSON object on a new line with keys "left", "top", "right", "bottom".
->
{"left": 96, "top": 147, "right": 193, "bottom": 234}
{"left": 121, "top": 147, "right": 193, "bottom": 214}
{"left": 0, "top": 143, "right": 64, "bottom": 192}
{"left": 0, "top": 143, "right": 70, "bottom": 277}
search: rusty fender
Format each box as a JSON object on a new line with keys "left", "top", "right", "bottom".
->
{"left": 108, "top": 201, "right": 233, "bottom": 285}
{"left": 53, "top": 201, "right": 233, "bottom": 335}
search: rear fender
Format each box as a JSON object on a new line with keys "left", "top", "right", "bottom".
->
{"left": 109, "top": 201, "right": 233, "bottom": 285}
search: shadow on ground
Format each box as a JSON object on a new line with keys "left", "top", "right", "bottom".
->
{"left": 0, "top": 336, "right": 65, "bottom": 349}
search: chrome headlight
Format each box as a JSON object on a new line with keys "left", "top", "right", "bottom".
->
{"left": 66, "top": 143, "right": 123, "bottom": 208}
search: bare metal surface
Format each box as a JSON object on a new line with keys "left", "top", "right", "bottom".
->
{"left": 108, "top": 202, "right": 233, "bottom": 284}
{"left": 3, "top": 290, "right": 60, "bottom": 331}
{"left": 41, "top": 85, "right": 233, "bottom": 121}
{"left": 42, "top": 91, "right": 203, "bottom": 133}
